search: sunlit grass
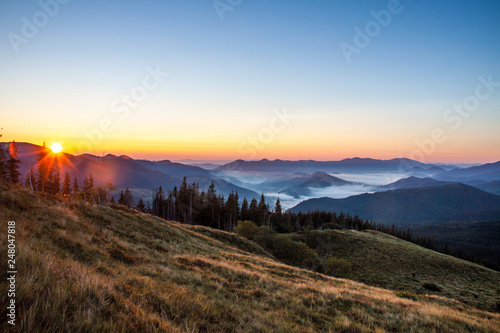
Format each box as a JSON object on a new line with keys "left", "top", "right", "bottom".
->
{"left": 0, "top": 184, "right": 499, "bottom": 332}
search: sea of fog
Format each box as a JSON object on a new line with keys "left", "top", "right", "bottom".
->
{"left": 269, "top": 173, "right": 408, "bottom": 210}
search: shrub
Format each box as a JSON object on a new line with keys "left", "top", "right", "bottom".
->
{"left": 423, "top": 283, "right": 442, "bottom": 292}
{"left": 236, "top": 221, "right": 321, "bottom": 271}
{"left": 235, "top": 220, "right": 260, "bottom": 240}
{"left": 396, "top": 291, "right": 419, "bottom": 301}
{"left": 324, "top": 256, "right": 352, "bottom": 278}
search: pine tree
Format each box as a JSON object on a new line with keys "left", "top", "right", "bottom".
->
{"left": 36, "top": 142, "right": 50, "bottom": 192}
{"left": 274, "top": 198, "right": 282, "bottom": 216}
{"left": 0, "top": 141, "right": 7, "bottom": 182}
{"left": 118, "top": 190, "right": 125, "bottom": 205}
{"left": 47, "top": 166, "right": 60, "bottom": 195}
{"left": 72, "top": 177, "right": 79, "bottom": 194}
{"left": 62, "top": 172, "right": 71, "bottom": 196}
{"left": 83, "top": 173, "right": 95, "bottom": 203}
{"left": 123, "top": 188, "right": 134, "bottom": 208}
{"left": 136, "top": 197, "right": 146, "bottom": 212}
{"left": 249, "top": 198, "right": 259, "bottom": 223}
{"left": 110, "top": 196, "right": 116, "bottom": 204}
{"left": 6, "top": 141, "right": 21, "bottom": 185}
{"left": 258, "top": 194, "right": 268, "bottom": 226}
{"left": 240, "top": 197, "right": 249, "bottom": 221}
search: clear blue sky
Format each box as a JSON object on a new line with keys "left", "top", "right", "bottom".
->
{"left": 1, "top": 0, "right": 499, "bottom": 162}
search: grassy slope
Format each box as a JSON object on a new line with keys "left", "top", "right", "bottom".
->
{"left": 0, "top": 185, "right": 499, "bottom": 332}
{"left": 291, "top": 229, "right": 500, "bottom": 312}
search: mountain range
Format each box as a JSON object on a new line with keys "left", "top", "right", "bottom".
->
{"left": 289, "top": 184, "right": 500, "bottom": 226}
{"left": 5, "top": 142, "right": 500, "bottom": 225}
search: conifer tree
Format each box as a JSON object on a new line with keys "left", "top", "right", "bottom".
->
{"left": 258, "top": 194, "right": 268, "bottom": 226}
{"left": 72, "top": 177, "right": 79, "bottom": 194}
{"left": 62, "top": 172, "right": 71, "bottom": 196}
{"left": 275, "top": 198, "right": 282, "bottom": 216}
{"left": 47, "top": 166, "right": 60, "bottom": 195}
{"left": 249, "top": 198, "right": 259, "bottom": 223}
{"left": 35, "top": 142, "right": 50, "bottom": 192}
{"left": 240, "top": 197, "right": 249, "bottom": 221}
{"left": 6, "top": 141, "right": 21, "bottom": 185}
{"left": 123, "top": 188, "right": 134, "bottom": 208}
{"left": 136, "top": 197, "right": 146, "bottom": 212}
{"left": 0, "top": 140, "right": 7, "bottom": 182}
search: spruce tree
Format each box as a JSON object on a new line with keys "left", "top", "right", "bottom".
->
{"left": 62, "top": 172, "right": 71, "bottom": 196}
{"left": 36, "top": 142, "right": 50, "bottom": 192}
{"left": 123, "top": 188, "right": 134, "bottom": 208}
{"left": 257, "top": 194, "right": 268, "bottom": 226}
{"left": 249, "top": 198, "right": 259, "bottom": 224}
{"left": 136, "top": 197, "right": 146, "bottom": 212}
{"left": 6, "top": 141, "right": 21, "bottom": 185}
{"left": 48, "top": 167, "right": 60, "bottom": 195}
{"left": 240, "top": 197, "right": 249, "bottom": 221}
{"left": 72, "top": 177, "right": 79, "bottom": 194}
{"left": 0, "top": 141, "right": 7, "bottom": 182}
{"left": 275, "top": 198, "right": 282, "bottom": 216}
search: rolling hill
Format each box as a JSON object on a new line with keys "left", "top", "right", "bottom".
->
{"left": 290, "top": 229, "right": 500, "bottom": 311}
{"left": 289, "top": 184, "right": 500, "bottom": 226}
{"left": 477, "top": 181, "right": 500, "bottom": 196}
{"left": 435, "top": 161, "right": 500, "bottom": 184}
{"left": 256, "top": 172, "right": 354, "bottom": 198}
{"left": 1, "top": 185, "right": 499, "bottom": 332}
{"left": 378, "top": 176, "right": 454, "bottom": 191}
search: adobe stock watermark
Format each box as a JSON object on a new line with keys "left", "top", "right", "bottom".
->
{"left": 7, "top": 0, "right": 71, "bottom": 54}
{"left": 237, "top": 107, "right": 296, "bottom": 160}
{"left": 398, "top": 74, "right": 499, "bottom": 172}
{"left": 213, "top": 0, "right": 244, "bottom": 21}
{"left": 340, "top": 0, "right": 412, "bottom": 64}
{"left": 75, "top": 66, "right": 168, "bottom": 155}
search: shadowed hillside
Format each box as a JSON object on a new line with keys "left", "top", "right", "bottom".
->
{"left": 290, "top": 184, "right": 500, "bottom": 226}
{"left": 290, "top": 229, "right": 500, "bottom": 312}
{"left": 1, "top": 185, "right": 499, "bottom": 332}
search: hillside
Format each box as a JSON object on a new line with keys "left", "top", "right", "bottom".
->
{"left": 435, "top": 161, "right": 500, "bottom": 184}
{"left": 256, "top": 172, "right": 354, "bottom": 198}
{"left": 1, "top": 185, "right": 499, "bottom": 332}
{"left": 289, "top": 184, "right": 500, "bottom": 226}
{"left": 290, "top": 229, "right": 500, "bottom": 312}
{"left": 378, "top": 176, "right": 454, "bottom": 191}
{"left": 411, "top": 221, "right": 500, "bottom": 270}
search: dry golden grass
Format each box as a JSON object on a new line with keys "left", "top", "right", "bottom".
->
{"left": 1, "top": 184, "right": 499, "bottom": 332}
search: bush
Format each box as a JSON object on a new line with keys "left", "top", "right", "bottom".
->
{"left": 396, "top": 291, "right": 419, "bottom": 301}
{"left": 423, "top": 283, "right": 442, "bottom": 292}
{"left": 235, "top": 220, "right": 260, "bottom": 240}
{"left": 324, "top": 256, "right": 352, "bottom": 278}
{"left": 235, "top": 221, "right": 321, "bottom": 271}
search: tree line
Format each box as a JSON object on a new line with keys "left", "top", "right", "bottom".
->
{"left": 0, "top": 139, "right": 489, "bottom": 269}
{"left": 142, "top": 178, "right": 439, "bottom": 251}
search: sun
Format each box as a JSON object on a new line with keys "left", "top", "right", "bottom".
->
{"left": 51, "top": 143, "right": 63, "bottom": 153}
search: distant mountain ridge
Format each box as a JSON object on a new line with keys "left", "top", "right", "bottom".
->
{"left": 378, "top": 176, "right": 455, "bottom": 191}
{"left": 435, "top": 161, "right": 500, "bottom": 184}
{"left": 216, "top": 157, "right": 448, "bottom": 174}
{"left": 9, "top": 142, "right": 260, "bottom": 201}
{"left": 277, "top": 172, "right": 355, "bottom": 198}
{"left": 289, "top": 184, "right": 500, "bottom": 226}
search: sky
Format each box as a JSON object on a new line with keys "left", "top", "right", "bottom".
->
{"left": 1, "top": 0, "right": 499, "bottom": 163}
